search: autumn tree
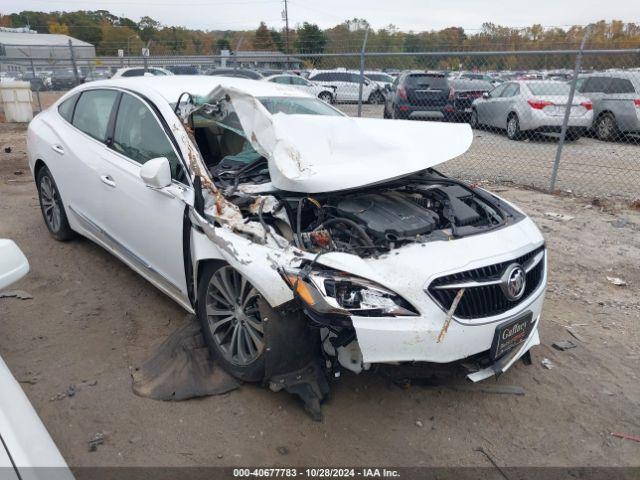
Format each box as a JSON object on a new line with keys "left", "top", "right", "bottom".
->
{"left": 253, "top": 22, "right": 275, "bottom": 50}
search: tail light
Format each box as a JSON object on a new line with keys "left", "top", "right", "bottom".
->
{"left": 580, "top": 101, "right": 593, "bottom": 110}
{"left": 528, "top": 100, "right": 553, "bottom": 110}
{"left": 397, "top": 86, "right": 407, "bottom": 100}
{"left": 634, "top": 99, "right": 640, "bottom": 108}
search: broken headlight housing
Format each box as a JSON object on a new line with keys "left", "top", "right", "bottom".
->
{"left": 280, "top": 268, "right": 418, "bottom": 323}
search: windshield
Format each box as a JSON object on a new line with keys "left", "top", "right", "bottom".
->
{"left": 527, "top": 82, "right": 570, "bottom": 96}
{"left": 258, "top": 97, "right": 343, "bottom": 116}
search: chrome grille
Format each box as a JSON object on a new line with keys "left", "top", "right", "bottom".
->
{"left": 427, "top": 246, "right": 545, "bottom": 319}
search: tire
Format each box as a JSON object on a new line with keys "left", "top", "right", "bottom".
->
{"left": 197, "top": 263, "right": 266, "bottom": 382}
{"left": 318, "top": 91, "right": 332, "bottom": 103}
{"left": 595, "top": 113, "right": 618, "bottom": 141}
{"left": 368, "top": 91, "right": 384, "bottom": 105}
{"left": 506, "top": 113, "right": 522, "bottom": 140}
{"left": 469, "top": 109, "right": 479, "bottom": 129}
{"left": 36, "top": 166, "right": 75, "bottom": 241}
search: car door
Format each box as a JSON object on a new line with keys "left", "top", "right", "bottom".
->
{"left": 494, "top": 83, "right": 520, "bottom": 126}
{"left": 98, "top": 91, "right": 192, "bottom": 305}
{"left": 480, "top": 83, "right": 509, "bottom": 127}
{"left": 55, "top": 89, "right": 120, "bottom": 232}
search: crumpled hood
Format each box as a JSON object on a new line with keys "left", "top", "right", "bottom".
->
{"left": 225, "top": 87, "right": 474, "bottom": 193}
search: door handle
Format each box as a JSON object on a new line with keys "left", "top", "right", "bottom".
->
{"left": 100, "top": 175, "right": 116, "bottom": 188}
{"left": 51, "top": 144, "right": 65, "bottom": 155}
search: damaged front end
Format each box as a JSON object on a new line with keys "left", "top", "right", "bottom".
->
{"left": 174, "top": 86, "right": 544, "bottom": 420}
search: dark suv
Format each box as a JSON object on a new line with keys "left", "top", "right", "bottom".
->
{"left": 384, "top": 72, "right": 493, "bottom": 121}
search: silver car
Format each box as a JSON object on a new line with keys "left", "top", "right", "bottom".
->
{"left": 470, "top": 80, "right": 593, "bottom": 140}
{"left": 575, "top": 72, "right": 640, "bottom": 141}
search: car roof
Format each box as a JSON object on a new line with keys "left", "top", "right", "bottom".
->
{"left": 77, "top": 75, "right": 312, "bottom": 103}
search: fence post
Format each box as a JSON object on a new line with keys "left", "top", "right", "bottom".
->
{"left": 549, "top": 28, "right": 590, "bottom": 192}
{"left": 30, "top": 57, "right": 42, "bottom": 112}
{"left": 357, "top": 29, "right": 369, "bottom": 118}
{"left": 68, "top": 39, "right": 80, "bottom": 86}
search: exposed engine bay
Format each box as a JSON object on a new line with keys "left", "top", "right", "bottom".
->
{"left": 216, "top": 168, "right": 513, "bottom": 257}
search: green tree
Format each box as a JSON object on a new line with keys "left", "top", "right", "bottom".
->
{"left": 253, "top": 22, "right": 275, "bottom": 50}
{"left": 216, "top": 37, "right": 231, "bottom": 52}
{"left": 295, "top": 22, "right": 326, "bottom": 54}
{"left": 270, "top": 28, "right": 284, "bottom": 51}
{"left": 138, "top": 16, "right": 161, "bottom": 42}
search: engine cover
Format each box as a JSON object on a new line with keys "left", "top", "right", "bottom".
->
{"left": 336, "top": 193, "right": 438, "bottom": 241}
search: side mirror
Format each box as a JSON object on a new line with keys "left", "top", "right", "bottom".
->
{"left": 482, "top": 92, "right": 490, "bottom": 99}
{"left": 0, "top": 239, "right": 29, "bottom": 291}
{"left": 140, "top": 157, "right": 172, "bottom": 188}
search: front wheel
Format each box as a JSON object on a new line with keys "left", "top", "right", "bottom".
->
{"left": 197, "top": 263, "right": 266, "bottom": 382}
{"left": 37, "top": 166, "right": 75, "bottom": 241}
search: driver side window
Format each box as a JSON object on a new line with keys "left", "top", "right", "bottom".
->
{"left": 112, "top": 93, "right": 181, "bottom": 180}
{"left": 488, "top": 83, "right": 507, "bottom": 98}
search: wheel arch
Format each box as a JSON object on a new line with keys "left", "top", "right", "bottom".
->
{"left": 33, "top": 159, "right": 47, "bottom": 182}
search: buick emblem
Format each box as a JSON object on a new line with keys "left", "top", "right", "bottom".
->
{"left": 501, "top": 264, "right": 526, "bottom": 301}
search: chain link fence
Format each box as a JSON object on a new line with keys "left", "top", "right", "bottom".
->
{"left": 1, "top": 42, "right": 639, "bottom": 199}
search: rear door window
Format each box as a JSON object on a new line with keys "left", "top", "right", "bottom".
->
{"left": 581, "top": 77, "right": 612, "bottom": 93}
{"left": 58, "top": 93, "right": 80, "bottom": 123}
{"left": 501, "top": 83, "right": 520, "bottom": 97}
{"left": 608, "top": 78, "right": 635, "bottom": 94}
{"left": 72, "top": 89, "right": 119, "bottom": 142}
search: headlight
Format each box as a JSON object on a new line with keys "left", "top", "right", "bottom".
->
{"left": 280, "top": 268, "right": 418, "bottom": 321}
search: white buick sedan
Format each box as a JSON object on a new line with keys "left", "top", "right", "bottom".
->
{"left": 27, "top": 75, "right": 546, "bottom": 414}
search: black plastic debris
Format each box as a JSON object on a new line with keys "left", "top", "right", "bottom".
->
{"left": 131, "top": 315, "right": 239, "bottom": 401}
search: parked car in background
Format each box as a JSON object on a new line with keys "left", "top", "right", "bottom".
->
{"left": 363, "top": 71, "right": 395, "bottom": 91}
{"left": 0, "top": 239, "right": 74, "bottom": 480}
{"left": 112, "top": 67, "right": 173, "bottom": 78}
{"left": 263, "top": 74, "right": 336, "bottom": 103}
{"left": 166, "top": 65, "right": 199, "bottom": 75}
{"left": 205, "top": 68, "right": 263, "bottom": 80}
{"left": 83, "top": 68, "right": 112, "bottom": 82}
{"left": 470, "top": 80, "right": 593, "bottom": 140}
{"left": 307, "top": 70, "right": 385, "bottom": 104}
{"left": 459, "top": 72, "right": 503, "bottom": 86}
{"left": 384, "top": 72, "right": 493, "bottom": 121}
{"left": 51, "top": 69, "right": 83, "bottom": 90}
{"left": 575, "top": 72, "right": 640, "bottom": 141}
{"left": 21, "top": 71, "right": 48, "bottom": 91}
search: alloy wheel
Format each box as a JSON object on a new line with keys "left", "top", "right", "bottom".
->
{"left": 40, "top": 175, "right": 61, "bottom": 233}
{"left": 205, "top": 266, "right": 264, "bottom": 366}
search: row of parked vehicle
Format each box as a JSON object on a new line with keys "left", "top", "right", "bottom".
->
{"left": 382, "top": 71, "right": 640, "bottom": 142}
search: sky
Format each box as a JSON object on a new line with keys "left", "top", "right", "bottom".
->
{"left": 2, "top": 0, "right": 638, "bottom": 32}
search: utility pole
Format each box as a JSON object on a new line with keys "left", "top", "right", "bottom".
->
{"left": 282, "top": 0, "right": 290, "bottom": 69}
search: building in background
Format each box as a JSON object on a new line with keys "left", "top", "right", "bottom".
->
{"left": 0, "top": 31, "right": 96, "bottom": 62}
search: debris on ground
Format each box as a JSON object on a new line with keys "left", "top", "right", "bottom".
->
{"left": 611, "top": 432, "right": 640, "bottom": 443}
{"left": 565, "top": 327, "right": 586, "bottom": 343}
{"left": 552, "top": 340, "right": 577, "bottom": 351}
{"left": 66, "top": 384, "right": 76, "bottom": 397}
{"left": 276, "top": 446, "right": 290, "bottom": 455}
{"left": 13, "top": 170, "right": 23, "bottom": 176}
{"left": 606, "top": 276, "right": 627, "bottom": 287}
{"left": 131, "top": 315, "right": 239, "bottom": 401}
{"left": 541, "top": 358, "right": 554, "bottom": 369}
{"left": 474, "top": 447, "right": 510, "bottom": 480}
{"left": 611, "top": 218, "right": 629, "bottom": 228}
{"left": 3, "top": 147, "right": 11, "bottom": 153}
{"left": 88, "top": 432, "right": 105, "bottom": 452}
{"left": 544, "top": 212, "right": 574, "bottom": 221}
{"left": 415, "top": 420, "right": 424, "bottom": 428}
{"left": 0, "top": 289, "right": 33, "bottom": 300}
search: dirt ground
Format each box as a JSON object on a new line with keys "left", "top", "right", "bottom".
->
{"left": 0, "top": 121, "right": 639, "bottom": 469}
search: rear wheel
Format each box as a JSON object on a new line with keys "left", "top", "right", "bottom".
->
{"left": 37, "top": 166, "right": 75, "bottom": 241}
{"left": 368, "top": 91, "right": 384, "bottom": 105}
{"left": 318, "top": 91, "right": 332, "bottom": 103}
{"left": 469, "top": 109, "right": 479, "bottom": 129}
{"left": 197, "top": 263, "right": 266, "bottom": 382}
{"left": 595, "top": 113, "right": 618, "bottom": 141}
{"left": 506, "top": 113, "right": 522, "bottom": 140}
